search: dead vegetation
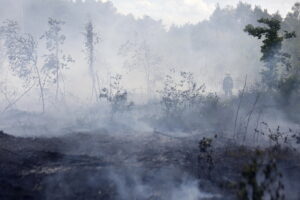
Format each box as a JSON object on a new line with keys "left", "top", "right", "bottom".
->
{"left": 0, "top": 129, "right": 300, "bottom": 200}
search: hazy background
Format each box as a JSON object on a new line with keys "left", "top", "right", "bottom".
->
{"left": 0, "top": 0, "right": 268, "bottom": 99}
{"left": 100, "top": 0, "right": 298, "bottom": 27}
{"left": 0, "top": 0, "right": 299, "bottom": 136}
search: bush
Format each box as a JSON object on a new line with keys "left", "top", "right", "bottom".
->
{"left": 100, "top": 74, "right": 133, "bottom": 116}
{"left": 237, "top": 149, "right": 285, "bottom": 200}
{"left": 156, "top": 70, "right": 234, "bottom": 132}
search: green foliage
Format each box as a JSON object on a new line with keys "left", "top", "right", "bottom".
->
{"left": 244, "top": 16, "right": 296, "bottom": 89}
{"left": 283, "top": 3, "right": 300, "bottom": 74}
{"left": 238, "top": 150, "right": 285, "bottom": 200}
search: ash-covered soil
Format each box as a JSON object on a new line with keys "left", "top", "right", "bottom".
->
{"left": 0, "top": 130, "right": 300, "bottom": 200}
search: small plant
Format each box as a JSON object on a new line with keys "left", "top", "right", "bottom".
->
{"left": 99, "top": 74, "right": 133, "bottom": 116}
{"left": 198, "top": 136, "right": 215, "bottom": 179}
{"left": 237, "top": 150, "right": 285, "bottom": 200}
{"left": 256, "top": 123, "right": 289, "bottom": 148}
{"left": 291, "top": 132, "right": 300, "bottom": 144}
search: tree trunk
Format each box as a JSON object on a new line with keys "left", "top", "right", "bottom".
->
{"left": 55, "top": 40, "right": 59, "bottom": 101}
{"left": 34, "top": 59, "right": 45, "bottom": 113}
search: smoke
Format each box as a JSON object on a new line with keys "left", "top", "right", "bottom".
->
{"left": 1, "top": 1, "right": 300, "bottom": 200}
{"left": 0, "top": 0, "right": 264, "bottom": 100}
{"left": 108, "top": 167, "right": 217, "bottom": 200}
{"left": 0, "top": 0, "right": 297, "bottom": 136}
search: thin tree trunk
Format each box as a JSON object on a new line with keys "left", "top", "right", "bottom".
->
{"left": 95, "top": 71, "right": 101, "bottom": 101}
{"left": 55, "top": 40, "right": 59, "bottom": 100}
{"left": 244, "top": 92, "right": 260, "bottom": 142}
{"left": 143, "top": 44, "right": 151, "bottom": 100}
{"left": 90, "top": 44, "right": 97, "bottom": 102}
{"left": 255, "top": 109, "right": 263, "bottom": 144}
{"left": 33, "top": 59, "right": 45, "bottom": 113}
{"left": 233, "top": 75, "right": 247, "bottom": 140}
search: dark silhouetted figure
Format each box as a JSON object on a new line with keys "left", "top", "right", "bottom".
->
{"left": 223, "top": 74, "right": 233, "bottom": 97}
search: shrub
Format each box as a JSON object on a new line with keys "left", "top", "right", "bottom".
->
{"left": 100, "top": 74, "right": 133, "bottom": 116}
{"left": 237, "top": 149, "right": 285, "bottom": 200}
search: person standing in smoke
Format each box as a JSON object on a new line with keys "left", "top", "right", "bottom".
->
{"left": 223, "top": 74, "right": 233, "bottom": 97}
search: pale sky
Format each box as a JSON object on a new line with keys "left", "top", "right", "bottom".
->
{"left": 99, "top": 0, "right": 299, "bottom": 27}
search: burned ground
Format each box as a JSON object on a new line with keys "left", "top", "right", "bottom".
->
{"left": 0, "top": 130, "right": 300, "bottom": 200}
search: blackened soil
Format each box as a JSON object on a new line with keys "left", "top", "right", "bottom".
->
{"left": 0, "top": 131, "right": 299, "bottom": 200}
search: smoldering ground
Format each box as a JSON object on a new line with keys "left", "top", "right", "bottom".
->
{"left": 1, "top": 124, "right": 300, "bottom": 200}
{"left": 0, "top": 0, "right": 300, "bottom": 200}
{"left": 0, "top": 129, "right": 222, "bottom": 200}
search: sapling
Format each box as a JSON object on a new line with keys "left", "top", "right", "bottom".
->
{"left": 99, "top": 74, "right": 133, "bottom": 118}
{"left": 40, "top": 18, "right": 74, "bottom": 101}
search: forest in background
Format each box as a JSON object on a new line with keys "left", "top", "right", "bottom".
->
{"left": 0, "top": 1, "right": 300, "bottom": 200}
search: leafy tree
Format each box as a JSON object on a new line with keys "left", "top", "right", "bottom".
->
{"left": 244, "top": 16, "right": 296, "bottom": 89}
{"left": 119, "top": 39, "right": 161, "bottom": 100}
{"left": 275, "top": 3, "right": 300, "bottom": 102}
{"left": 83, "top": 20, "right": 100, "bottom": 102}
{"left": 40, "top": 18, "right": 74, "bottom": 101}
{"left": 0, "top": 20, "right": 46, "bottom": 113}
{"left": 283, "top": 3, "right": 300, "bottom": 74}
{"left": 0, "top": 20, "right": 32, "bottom": 84}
